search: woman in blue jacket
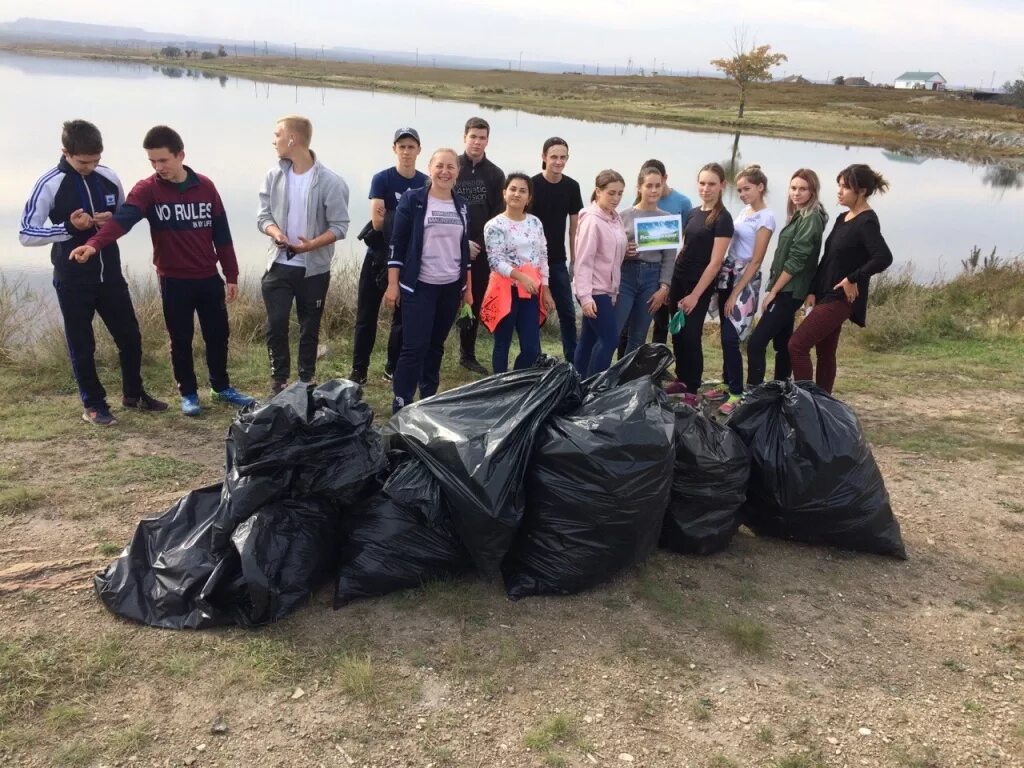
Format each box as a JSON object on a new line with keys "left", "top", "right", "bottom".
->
{"left": 384, "top": 148, "right": 472, "bottom": 413}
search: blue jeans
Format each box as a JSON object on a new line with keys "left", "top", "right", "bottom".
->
{"left": 547, "top": 260, "right": 577, "bottom": 362}
{"left": 614, "top": 260, "right": 662, "bottom": 355}
{"left": 492, "top": 288, "right": 541, "bottom": 374}
{"left": 574, "top": 294, "right": 618, "bottom": 378}
{"left": 392, "top": 279, "right": 463, "bottom": 413}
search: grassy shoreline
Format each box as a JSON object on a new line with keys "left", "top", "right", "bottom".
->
{"left": 5, "top": 42, "right": 1024, "bottom": 165}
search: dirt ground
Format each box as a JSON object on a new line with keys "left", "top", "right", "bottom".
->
{"left": 0, "top": 382, "right": 1022, "bottom": 768}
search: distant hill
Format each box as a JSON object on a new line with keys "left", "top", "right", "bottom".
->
{"left": 0, "top": 17, "right": 583, "bottom": 73}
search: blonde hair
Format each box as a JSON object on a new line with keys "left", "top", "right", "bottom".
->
{"left": 277, "top": 115, "right": 312, "bottom": 147}
{"left": 428, "top": 147, "right": 459, "bottom": 166}
{"left": 787, "top": 168, "right": 825, "bottom": 222}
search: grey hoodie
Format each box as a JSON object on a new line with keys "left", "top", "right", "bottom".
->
{"left": 257, "top": 152, "right": 350, "bottom": 277}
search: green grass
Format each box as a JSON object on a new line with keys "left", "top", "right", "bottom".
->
{"left": 775, "top": 755, "right": 827, "bottom": 768}
{"left": 84, "top": 454, "right": 206, "bottom": 490}
{"left": 334, "top": 653, "right": 380, "bottom": 703}
{"left": 0, "top": 486, "right": 44, "bottom": 516}
{"left": 52, "top": 740, "right": 100, "bottom": 767}
{"left": 106, "top": 721, "right": 152, "bottom": 756}
{"left": 691, "top": 698, "right": 713, "bottom": 721}
{"left": 720, "top": 619, "right": 771, "bottom": 656}
{"left": 983, "top": 573, "right": 1024, "bottom": 605}
{"left": 756, "top": 726, "right": 776, "bottom": 744}
{"left": 523, "top": 713, "right": 589, "bottom": 754}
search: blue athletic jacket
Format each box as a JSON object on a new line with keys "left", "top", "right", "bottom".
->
{"left": 387, "top": 184, "right": 471, "bottom": 293}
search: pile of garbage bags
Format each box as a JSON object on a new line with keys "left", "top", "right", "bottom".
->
{"left": 94, "top": 346, "right": 905, "bottom": 630}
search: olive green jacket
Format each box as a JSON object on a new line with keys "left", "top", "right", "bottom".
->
{"left": 767, "top": 206, "right": 827, "bottom": 300}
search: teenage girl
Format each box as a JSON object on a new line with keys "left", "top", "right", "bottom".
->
{"left": 572, "top": 169, "right": 627, "bottom": 377}
{"left": 788, "top": 164, "right": 893, "bottom": 394}
{"left": 665, "top": 163, "right": 733, "bottom": 407}
{"left": 746, "top": 169, "right": 827, "bottom": 389}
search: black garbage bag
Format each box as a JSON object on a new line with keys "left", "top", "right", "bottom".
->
{"left": 211, "top": 379, "right": 385, "bottom": 550}
{"left": 660, "top": 405, "right": 749, "bottom": 555}
{"left": 96, "top": 379, "right": 387, "bottom": 629}
{"left": 94, "top": 485, "right": 232, "bottom": 630}
{"left": 503, "top": 378, "right": 675, "bottom": 599}
{"left": 727, "top": 381, "right": 906, "bottom": 559}
{"left": 334, "top": 459, "right": 472, "bottom": 606}
{"left": 382, "top": 363, "right": 581, "bottom": 576}
{"left": 581, "top": 342, "right": 673, "bottom": 398}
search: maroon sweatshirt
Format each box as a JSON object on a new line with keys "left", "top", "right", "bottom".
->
{"left": 87, "top": 166, "right": 239, "bottom": 282}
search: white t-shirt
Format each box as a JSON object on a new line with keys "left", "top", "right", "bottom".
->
{"left": 276, "top": 167, "right": 313, "bottom": 268}
{"left": 728, "top": 207, "right": 777, "bottom": 264}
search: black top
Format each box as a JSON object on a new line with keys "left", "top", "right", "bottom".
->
{"left": 454, "top": 152, "right": 505, "bottom": 249}
{"left": 811, "top": 209, "right": 893, "bottom": 327}
{"left": 674, "top": 206, "right": 734, "bottom": 285}
{"left": 530, "top": 173, "right": 584, "bottom": 263}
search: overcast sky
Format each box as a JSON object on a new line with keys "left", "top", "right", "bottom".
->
{"left": 7, "top": 0, "right": 1023, "bottom": 87}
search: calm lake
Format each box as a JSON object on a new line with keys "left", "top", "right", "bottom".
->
{"left": 3, "top": 52, "right": 1023, "bottom": 288}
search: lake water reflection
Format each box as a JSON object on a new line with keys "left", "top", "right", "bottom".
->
{"left": 3, "top": 52, "right": 1022, "bottom": 288}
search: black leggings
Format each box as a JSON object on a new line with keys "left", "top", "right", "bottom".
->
{"left": 668, "top": 279, "right": 713, "bottom": 393}
{"left": 746, "top": 292, "right": 799, "bottom": 386}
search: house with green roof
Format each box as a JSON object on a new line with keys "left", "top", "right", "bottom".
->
{"left": 895, "top": 71, "right": 947, "bottom": 90}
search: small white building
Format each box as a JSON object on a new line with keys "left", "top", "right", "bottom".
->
{"left": 894, "top": 71, "right": 947, "bottom": 90}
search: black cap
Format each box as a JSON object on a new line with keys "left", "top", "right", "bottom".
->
{"left": 393, "top": 127, "right": 420, "bottom": 144}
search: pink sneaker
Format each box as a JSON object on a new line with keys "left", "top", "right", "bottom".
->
{"left": 701, "top": 385, "right": 729, "bottom": 402}
{"left": 664, "top": 379, "right": 688, "bottom": 395}
{"left": 718, "top": 394, "right": 742, "bottom": 416}
{"left": 680, "top": 393, "right": 700, "bottom": 408}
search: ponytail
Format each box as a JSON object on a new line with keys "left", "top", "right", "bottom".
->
{"left": 699, "top": 162, "right": 727, "bottom": 228}
{"left": 837, "top": 164, "right": 890, "bottom": 197}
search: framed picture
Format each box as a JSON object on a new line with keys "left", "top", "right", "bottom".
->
{"left": 634, "top": 214, "right": 683, "bottom": 252}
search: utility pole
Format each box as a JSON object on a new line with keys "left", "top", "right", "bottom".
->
{"left": 519, "top": 50, "right": 523, "bottom": 70}
{"left": 294, "top": 43, "right": 297, "bottom": 60}
{"left": 415, "top": 48, "right": 419, "bottom": 67}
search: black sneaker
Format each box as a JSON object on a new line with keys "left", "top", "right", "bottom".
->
{"left": 122, "top": 391, "right": 169, "bottom": 412}
{"left": 381, "top": 367, "right": 394, "bottom": 382}
{"left": 348, "top": 370, "right": 368, "bottom": 386}
{"left": 459, "top": 358, "right": 489, "bottom": 376}
{"left": 270, "top": 379, "right": 287, "bottom": 397}
{"left": 83, "top": 405, "right": 117, "bottom": 426}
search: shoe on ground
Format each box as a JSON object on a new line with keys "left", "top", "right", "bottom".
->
{"left": 211, "top": 386, "right": 256, "bottom": 407}
{"left": 718, "top": 394, "right": 742, "bottom": 416}
{"left": 459, "top": 358, "right": 489, "bottom": 375}
{"left": 347, "top": 370, "right": 368, "bottom": 386}
{"left": 122, "top": 391, "right": 168, "bottom": 412}
{"left": 381, "top": 366, "right": 394, "bottom": 382}
{"left": 269, "top": 379, "right": 287, "bottom": 397}
{"left": 180, "top": 394, "right": 201, "bottom": 417}
{"left": 663, "top": 379, "right": 689, "bottom": 396}
{"left": 701, "top": 385, "right": 729, "bottom": 402}
{"left": 82, "top": 405, "right": 117, "bottom": 426}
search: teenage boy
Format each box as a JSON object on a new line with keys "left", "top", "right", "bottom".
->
{"left": 349, "top": 127, "right": 427, "bottom": 385}
{"left": 531, "top": 137, "right": 584, "bottom": 362}
{"left": 19, "top": 119, "right": 166, "bottom": 426}
{"left": 453, "top": 116, "right": 504, "bottom": 375}
{"left": 70, "top": 125, "right": 254, "bottom": 417}
{"left": 643, "top": 159, "right": 693, "bottom": 346}
{"left": 258, "top": 115, "right": 350, "bottom": 396}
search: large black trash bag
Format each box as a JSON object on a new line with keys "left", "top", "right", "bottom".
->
{"left": 211, "top": 379, "right": 386, "bottom": 551}
{"left": 503, "top": 378, "right": 676, "bottom": 599}
{"left": 660, "top": 405, "right": 750, "bottom": 555}
{"left": 96, "top": 379, "right": 387, "bottom": 629}
{"left": 582, "top": 342, "right": 673, "bottom": 398}
{"left": 727, "top": 381, "right": 906, "bottom": 559}
{"left": 334, "top": 458, "right": 473, "bottom": 606}
{"left": 382, "top": 363, "right": 581, "bottom": 576}
{"left": 94, "top": 485, "right": 232, "bottom": 630}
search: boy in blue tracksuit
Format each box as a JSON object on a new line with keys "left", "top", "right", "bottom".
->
{"left": 18, "top": 120, "right": 166, "bottom": 426}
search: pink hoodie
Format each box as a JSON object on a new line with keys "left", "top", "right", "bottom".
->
{"left": 572, "top": 202, "right": 628, "bottom": 307}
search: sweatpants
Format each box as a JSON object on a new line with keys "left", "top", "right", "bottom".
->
{"left": 458, "top": 253, "right": 491, "bottom": 363}
{"left": 350, "top": 253, "right": 402, "bottom": 377}
{"left": 788, "top": 299, "right": 854, "bottom": 394}
{"left": 746, "top": 292, "right": 800, "bottom": 386}
{"left": 392, "top": 279, "right": 463, "bottom": 412}
{"left": 573, "top": 294, "right": 617, "bottom": 378}
{"left": 491, "top": 288, "right": 541, "bottom": 374}
{"left": 668, "top": 279, "right": 714, "bottom": 393}
{"left": 261, "top": 261, "right": 331, "bottom": 384}
{"left": 53, "top": 278, "right": 144, "bottom": 409}
{"left": 159, "top": 274, "right": 230, "bottom": 397}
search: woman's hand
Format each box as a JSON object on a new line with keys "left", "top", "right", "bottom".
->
{"left": 516, "top": 273, "right": 539, "bottom": 295}
{"left": 384, "top": 283, "right": 400, "bottom": 311}
{"left": 464, "top": 287, "right": 474, "bottom": 307}
{"left": 724, "top": 291, "right": 739, "bottom": 318}
{"left": 679, "top": 292, "right": 700, "bottom": 315}
{"left": 647, "top": 285, "right": 669, "bottom": 314}
{"left": 625, "top": 241, "right": 638, "bottom": 259}
{"left": 834, "top": 278, "right": 859, "bottom": 303}
{"left": 581, "top": 301, "right": 598, "bottom": 319}
{"left": 803, "top": 294, "right": 816, "bottom": 311}
{"left": 761, "top": 290, "right": 777, "bottom": 314}
{"left": 542, "top": 287, "right": 555, "bottom": 314}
